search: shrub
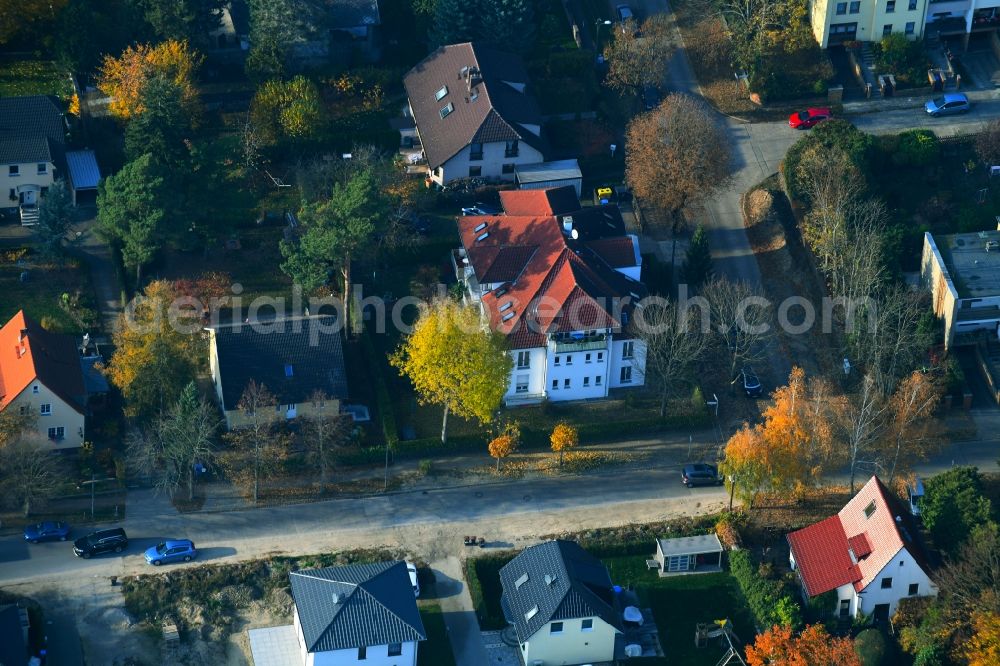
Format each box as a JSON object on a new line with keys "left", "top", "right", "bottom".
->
{"left": 464, "top": 553, "right": 516, "bottom": 629}
{"left": 895, "top": 130, "right": 939, "bottom": 167}
{"left": 729, "top": 549, "right": 802, "bottom": 630}
{"left": 921, "top": 467, "right": 993, "bottom": 554}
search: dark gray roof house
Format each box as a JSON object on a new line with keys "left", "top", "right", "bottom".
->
{"left": 0, "top": 96, "right": 66, "bottom": 167}
{"left": 290, "top": 561, "right": 426, "bottom": 653}
{"left": 500, "top": 540, "right": 622, "bottom": 642}
{"left": 209, "top": 315, "right": 349, "bottom": 413}
{"left": 403, "top": 42, "right": 546, "bottom": 172}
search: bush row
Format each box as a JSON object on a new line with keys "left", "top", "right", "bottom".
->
{"left": 729, "top": 549, "right": 802, "bottom": 631}
{"left": 360, "top": 329, "right": 398, "bottom": 449}
{"left": 464, "top": 553, "right": 516, "bottom": 630}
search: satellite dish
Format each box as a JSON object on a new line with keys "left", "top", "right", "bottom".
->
{"left": 570, "top": 229, "right": 579, "bottom": 240}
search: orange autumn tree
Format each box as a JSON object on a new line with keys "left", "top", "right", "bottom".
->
{"left": 965, "top": 611, "right": 1000, "bottom": 666}
{"left": 488, "top": 423, "right": 520, "bottom": 473}
{"left": 745, "top": 624, "right": 861, "bottom": 666}
{"left": 549, "top": 422, "right": 578, "bottom": 466}
{"left": 98, "top": 40, "right": 202, "bottom": 121}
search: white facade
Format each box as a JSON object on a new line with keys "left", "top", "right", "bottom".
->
{"left": 926, "top": 0, "right": 1000, "bottom": 36}
{"left": 294, "top": 608, "right": 418, "bottom": 666}
{"left": 520, "top": 616, "right": 619, "bottom": 666}
{"left": 5, "top": 381, "right": 85, "bottom": 450}
{"left": 810, "top": 0, "right": 929, "bottom": 46}
{"left": 428, "top": 136, "right": 544, "bottom": 186}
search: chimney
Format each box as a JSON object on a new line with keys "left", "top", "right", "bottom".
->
{"left": 467, "top": 67, "right": 482, "bottom": 93}
{"left": 544, "top": 574, "right": 556, "bottom": 587}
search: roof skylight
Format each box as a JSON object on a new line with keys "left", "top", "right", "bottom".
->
{"left": 501, "top": 311, "right": 515, "bottom": 322}
{"left": 474, "top": 222, "right": 487, "bottom": 232}
{"left": 439, "top": 102, "right": 454, "bottom": 119}
{"left": 499, "top": 301, "right": 513, "bottom": 312}
{"left": 435, "top": 85, "right": 448, "bottom": 101}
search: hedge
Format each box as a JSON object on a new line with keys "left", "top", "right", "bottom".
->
{"left": 360, "top": 328, "right": 398, "bottom": 449}
{"left": 729, "top": 549, "right": 802, "bottom": 630}
{"left": 464, "top": 553, "right": 516, "bottom": 630}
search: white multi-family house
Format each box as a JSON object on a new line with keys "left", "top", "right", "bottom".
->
{"left": 787, "top": 475, "right": 938, "bottom": 624}
{"left": 287, "top": 561, "right": 426, "bottom": 666}
{"left": 0, "top": 96, "right": 66, "bottom": 225}
{"left": 403, "top": 42, "right": 546, "bottom": 186}
{"left": 0, "top": 310, "right": 89, "bottom": 449}
{"left": 453, "top": 186, "right": 646, "bottom": 405}
{"left": 499, "top": 540, "right": 624, "bottom": 666}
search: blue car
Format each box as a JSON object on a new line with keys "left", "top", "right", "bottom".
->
{"left": 144, "top": 539, "right": 197, "bottom": 566}
{"left": 925, "top": 93, "right": 970, "bottom": 117}
{"left": 23, "top": 521, "right": 71, "bottom": 543}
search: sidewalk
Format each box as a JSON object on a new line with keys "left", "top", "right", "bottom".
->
{"left": 842, "top": 86, "right": 1000, "bottom": 115}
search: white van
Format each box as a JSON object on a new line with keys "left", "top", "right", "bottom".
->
{"left": 907, "top": 478, "right": 925, "bottom": 517}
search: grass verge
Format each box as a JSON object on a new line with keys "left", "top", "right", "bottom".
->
{"left": 417, "top": 602, "right": 457, "bottom": 666}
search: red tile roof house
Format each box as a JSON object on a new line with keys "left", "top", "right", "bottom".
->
{"left": 0, "top": 310, "right": 88, "bottom": 448}
{"left": 787, "top": 476, "right": 937, "bottom": 624}
{"left": 403, "top": 42, "right": 547, "bottom": 186}
{"left": 453, "top": 186, "right": 647, "bottom": 405}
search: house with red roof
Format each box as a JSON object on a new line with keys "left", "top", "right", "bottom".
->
{"left": 0, "top": 310, "right": 87, "bottom": 448}
{"left": 453, "top": 186, "right": 646, "bottom": 405}
{"left": 787, "top": 476, "right": 937, "bottom": 624}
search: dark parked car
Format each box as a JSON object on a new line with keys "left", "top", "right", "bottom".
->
{"left": 23, "top": 521, "right": 70, "bottom": 543}
{"left": 737, "top": 366, "right": 763, "bottom": 398}
{"left": 682, "top": 463, "right": 722, "bottom": 488}
{"left": 925, "top": 93, "right": 969, "bottom": 117}
{"left": 73, "top": 528, "right": 128, "bottom": 559}
{"left": 144, "top": 539, "right": 197, "bottom": 566}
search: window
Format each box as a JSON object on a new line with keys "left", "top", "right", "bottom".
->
{"left": 439, "top": 103, "right": 454, "bottom": 118}
{"left": 849, "top": 1, "right": 861, "bottom": 11}
{"left": 908, "top": 583, "right": 919, "bottom": 595}
{"left": 517, "top": 351, "right": 530, "bottom": 369}
{"left": 468, "top": 166, "right": 482, "bottom": 177}
{"left": 836, "top": 2, "right": 847, "bottom": 13}
{"left": 552, "top": 379, "right": 558, "bottom": 390}
{"left": 554, "top": 355, "right": 561, "bottom": 366}
{"left": 905, "top": 21, "right": 915, "bottom": 33}
{"left": 516, "top": 375, "right": 529, "bottom": 393}
{"left": 597, "top": 352, "right": 604, "bottom": 362}
{"left": 37, "top": 163, "right": 47, "bottom": 174}
{"left": 435, "top": 85, "right": 448, "bottom": 100}
{"left": 18, "top": 405, "right": 28, "bottom": 415}
{"left": 881, "top": 577, "right": 893, "bottom": 589}
{"left": 40, "top": 186, "right": 47, "bottom": 196}
{"left": 595, "top": 375, "right": 602, "bottom": 386}
{"left": 8, "top": 189, "right": 14, "bottom": 201}
{"left": 502, "top": 163, "right": 515, "bottom": 174}
{"left": 358, "top": 646, "right": 367, "bottom": 660}
{"left": 566, "top": 355, "right": 573, "bottom": 366}
{"left": 564, "top": 378, "right": 571, "bottom": 389}
{"left": 908, "top": 0, "right": 917, "bottom": 8}
{"left": 620, "top": 367, "right": 632, "bottom": 384}
{"left": 583, "top": 377, "right": 590, "bottom": 387}
{"left": 32, "top": 385, "right": 39, "bottom": 394}
{"left": 622, "top": 341, "right": 634, "bottom": 359}
{"left": 581, "top": 619, "right": 594, "bottom": 631}
{"left": 469, "top": 143, "right": 483, "bottom": 161}
{"left": 40, "top": 403, "right": 51, "bottom": 415}
{"left": 550, "top": 622, "right": 564, "bottom": 635}
{"left": 505, "top": 140, "right": 519, "bottom": 158}
{"left": 8, "top": 165, "right": 18, "bottom": 176}
{"left": 48, "top": 426, "right": 64, "bottom": 440}
{"left": 886, "top": 0, "right": 895, "bottom": 10}
{"left": 883, "top": 24, "right": 893, "bottom": 35}
{"left": 864, "top": 500, "right": 876, "bottom": 518}
{"left": 388, "top": 643, "right": 402, "bottom": 657}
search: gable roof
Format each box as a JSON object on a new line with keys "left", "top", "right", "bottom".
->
{"left": 0, "top": 96, "right": 65, "bottom": 165}
{"left": 211, "top": 316, "right": 349, "bottom": 411}
{"left": 459, "top": 189, "right": 643, "bottom": 349}
{"left": 500, "top": 540, "right": 622, "bottom": 641}
{"left": 328, "top": 0, "right": 381, "bottom": 28}
{"left": 0, "top": 310, "right": 86, "bottom": 414}
{"left": 403, "top": 42, "right": 545, "bottom": 169}
{"left": 787, "top": 476, "right": 928, "bottom": 597}
{"left": 290, "top": 561, "right": 426, "bottom": 652}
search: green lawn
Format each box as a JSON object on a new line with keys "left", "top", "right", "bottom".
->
{"left": 603, "top": 556, "right": 756, "bottom": 666}
{"left": 417, "top": 603, "right": 457, "bottom": 666}
{"left": 0, "top": 253, "right": 97, "bottom": 334}
{"left": 0, "top": 58, "right": 73, "bottom": 100}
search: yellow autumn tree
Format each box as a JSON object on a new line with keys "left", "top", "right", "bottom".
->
{"left": 391, "top": 299, "right": 513, "bottom": 443}
{"left": 249, "top": 76, "right": 326, "bottom": 145}
{"left": 105, "top": 280, "right": 205, "bottom": 420}
{"left": 98, "top": 40, "right": 202, "bottom": 121}
{"left": 550, "top": 422, "right": 578, "bottom": 466}
{"left": 488, "top": 423, "right": 520, "bottom": 472}
{"left": 720, "top": 424, "right": 769, "bottom": 510}
{"left": 966, "top": 611, "right": 1000, "bottom": 666}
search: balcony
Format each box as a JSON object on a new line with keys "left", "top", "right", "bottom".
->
{"left": 506, "top": 391, "right": 546, "bottom": 406}
{"left": 549, "top": 333, "right": 608, "bottom": 353}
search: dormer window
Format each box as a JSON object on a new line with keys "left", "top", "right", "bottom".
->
{"left": 435, "top": 85, "right": 448, "bottom": 101}
{"left": 440, "top": 103, "right": 454, "bottom": 119}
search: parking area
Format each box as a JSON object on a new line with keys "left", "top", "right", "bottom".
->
{"left": 960, "top": 33, "right": 1000, "bottom": 89}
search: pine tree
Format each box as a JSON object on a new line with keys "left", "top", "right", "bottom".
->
{"left": 680, "top": 224, "right": 713, "bottom": 290}
{"left": 478, "top": 0, "right": 535, "bottom": 52}
{"left": 36, "top": 180, "right": 76, "bottom": 261}
{"left": 430, "top": 0, "right": 481, "bottom": 46}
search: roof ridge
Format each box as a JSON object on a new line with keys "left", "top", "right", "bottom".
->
{"left": 355, "top": 567, "right": 427, "bottom": 640}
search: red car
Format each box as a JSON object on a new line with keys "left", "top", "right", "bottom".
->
{"left": 788, "top": 107, "right": 831, "bottom": 129}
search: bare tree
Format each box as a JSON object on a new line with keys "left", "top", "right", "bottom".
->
{"left": 221, "top": 381, "right": 289, "bottom": 504}
{"left": 837, "top": 373, "right": 890, "bottom": 493}
{"left": 718, "top": 0, "right": 775, "bottom": 32}
{"left": 702, "top": 277, "right": 774, "bottom": 375}
{"left": 0, "top": 408, "right": 37, "bottom": 449}
{"left": 797, "top": 144, "right": 866, "bottom": 274}
{"left": 299, "top": 390, "right": 352, "bottom": 486}
{"left": 881, "top": 370, "right": 944, "bottom": 485}
{"left": 976, "top": 118, "right": 1000, "bottom": 167}
{"left": 0, "top": 436, "right": 65, "bottom": 517}
{"left": 603, "top": 15, "right": 676, "bottom": 94}
{"left": 634, "top": 299, "right": 711, "bottom": 416}
{"left": 849, "top": 286, "right": 932, "bottom": 394}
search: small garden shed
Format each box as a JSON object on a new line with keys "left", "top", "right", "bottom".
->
{"left": 650, "top": 534, "right": 724, "bottom": 576}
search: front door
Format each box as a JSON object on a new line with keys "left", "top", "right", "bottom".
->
{"left": 20, "top": 188, "right": 37, "bottom": 205}
{"left": 873, "top": 604, "right": 891, "bottom": 625}
{"left": 839, "top": 599, "right": 851, "bottom": 619}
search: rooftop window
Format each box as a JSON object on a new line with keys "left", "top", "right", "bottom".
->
{"left": 502, "top": 311, "right": 515, "bottom": 322}
{"left": 439, "top": 102, "right": 454, "bottom": 119}
{"left": 474, "top": 222, "right": 487, "bottom": 232}
{"left": 499, "top": 301, "right": 513, "bottom": 312}
{"left": 476, "top": 231, "right": 489, "bottom": 242}
{"left": 435, "top": 85, "right": 448, "bottom": 101}
{"left": 864, "top": 500, "right": 876, "bottom": 519}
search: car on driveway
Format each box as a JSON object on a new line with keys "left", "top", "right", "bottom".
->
{"left": 73, "top": 528, "right": 128, "bottom": 559}
{"left": 616, "top": 4, "right": 634, "bottom": 23}
{"left": 788, "top": 107, "right": 831, "bottom": 129}
{"left": 461, "top": 203, "right": 500, "bottom": 216}
{"left": 925, "top": 93, "right": 970, "bottom": 117}
{"left": 682, "top": 463, "right": 723, "bottom": 488}
{"left": 406, "top": 561, "right": 420, "bottom": 597}
{"left": 736, "top": 366, "right": 763, "bottom": 398}
{"left": 144, "top": 539, "right": 197, "bottom": 566}
{"left": 23, "top": 521, "right": 70, "bottom": 543}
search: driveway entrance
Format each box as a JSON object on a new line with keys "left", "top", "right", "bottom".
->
{"left": 960, "top": 33, "right": 1000, "bottom": 88}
